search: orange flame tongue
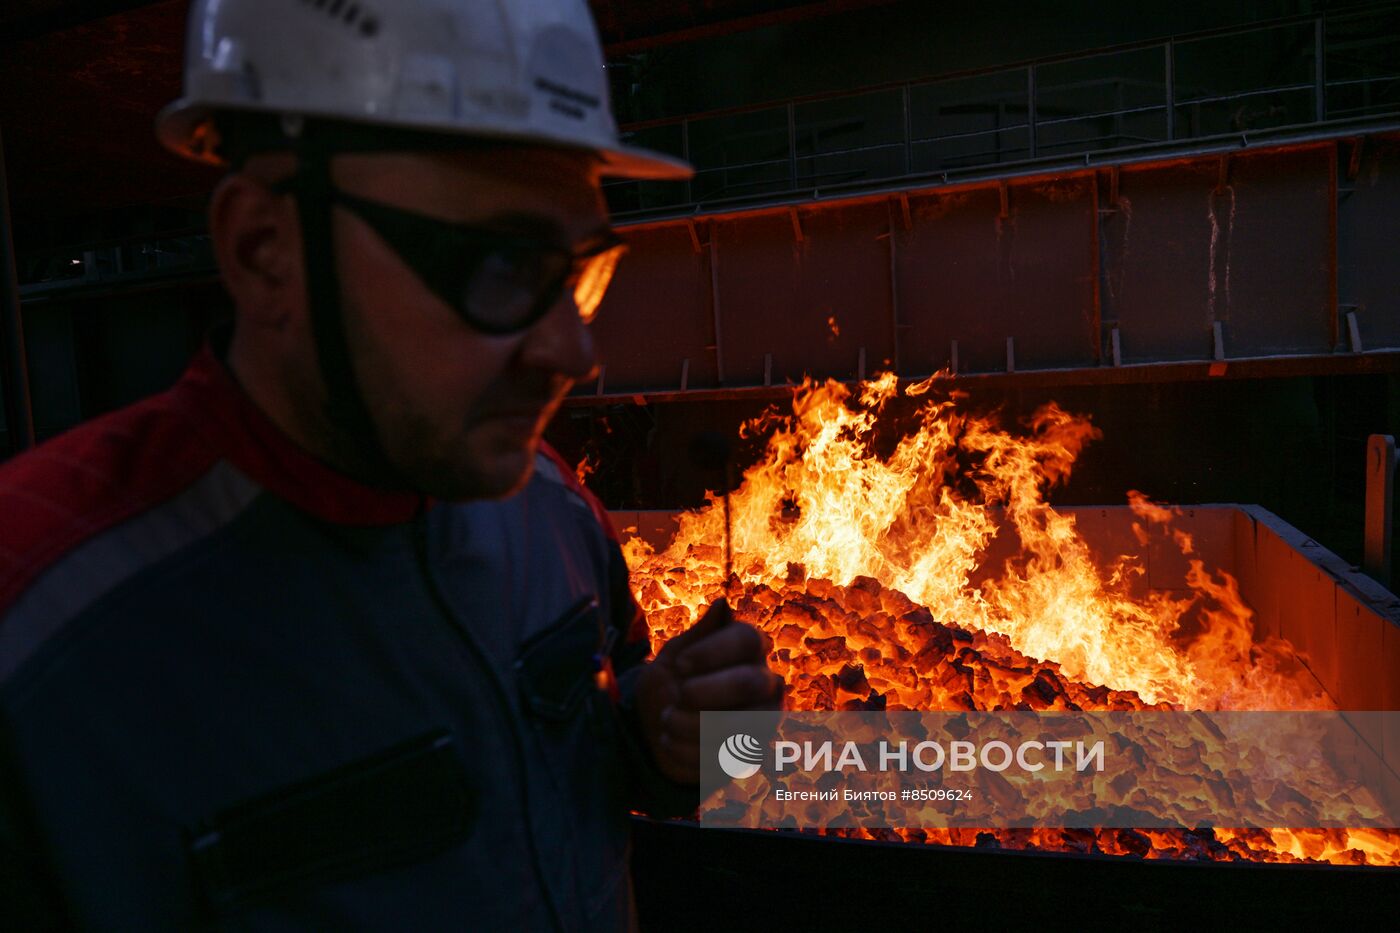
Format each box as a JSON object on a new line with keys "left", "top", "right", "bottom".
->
{"left": 628, "top": 374, "right": 1323, "bottom": 711}
{"left": 624, "top": 375, "right": 1400, "bottom": 867}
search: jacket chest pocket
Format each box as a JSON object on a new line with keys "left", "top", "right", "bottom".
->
{"left": 187, "top": 731, "right": 476, "bottom": 916}
{"left": 515, "top": 596, "right": 612, "bottom": 724}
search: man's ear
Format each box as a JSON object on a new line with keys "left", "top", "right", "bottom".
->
{"left": 208, "top": 171, "right": 302, "bottom": 329}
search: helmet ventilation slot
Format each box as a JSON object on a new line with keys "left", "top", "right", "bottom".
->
{"left": 296, "top": 0, "right": 379, "bottom": 38}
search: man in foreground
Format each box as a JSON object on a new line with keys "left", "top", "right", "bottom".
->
{"left": 0, "top": 1, "right": 780, "bottom": 929}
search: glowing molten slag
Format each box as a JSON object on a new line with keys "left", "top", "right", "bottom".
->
{"left": 621, "top": 374, "right": 1400, "bottom": 867}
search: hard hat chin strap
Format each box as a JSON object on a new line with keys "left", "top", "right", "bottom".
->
{"left": 286, "top": 130, "right": 408, "bottom": 488}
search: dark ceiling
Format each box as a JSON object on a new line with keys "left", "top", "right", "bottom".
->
{"left": 0, "top": 0, "right": 899, "bottom": 44}
{"left": 0, "top": 0, "right": 902, "bottom": 222}
{"left": 2, "top": 1, "right": 203, "bottom": 222}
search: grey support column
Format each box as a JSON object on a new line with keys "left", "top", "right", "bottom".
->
{"left": 1364, "top": 434, "right": 1396, "bottom": 588}
{"left": 0, "top": 122, "right": 35, "bottom": 455}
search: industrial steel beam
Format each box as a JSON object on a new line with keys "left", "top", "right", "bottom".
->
{"left": 583, "top": 124, "right": 1400, "bottom": 403}
{"left": 614, "top": 118, "right": 1400, "bottom": 227}
{"left": 563, "top": 349, "right": 1400, "bottom": 407}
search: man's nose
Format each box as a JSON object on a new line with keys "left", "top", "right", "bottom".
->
{"left": 518, "top": 290, "right": 598, "bottom": 384}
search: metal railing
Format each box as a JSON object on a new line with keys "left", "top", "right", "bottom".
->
{"left": 604, "top": 4, "right": 1400, "bottom": 217}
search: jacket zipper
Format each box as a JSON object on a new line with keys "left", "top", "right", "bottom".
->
{"left": 410, "top": 510, "right": 566, "bottom": 933}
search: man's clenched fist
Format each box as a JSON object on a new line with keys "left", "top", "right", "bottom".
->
{"left": 635, "top": 599, "right": 784, "bottom": 784}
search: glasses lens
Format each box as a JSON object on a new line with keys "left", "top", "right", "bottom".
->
{"left": 464, "top": 247, "right": 571, "bottom": 332}
{"left": 572, "top": 244, "right": 626, "bottom": 324}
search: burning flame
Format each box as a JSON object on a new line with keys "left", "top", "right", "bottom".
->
{"left": 575, "top": 452, "right": 598, "bottom": 487}
{"left": 626, "top": 373, "right": 1399, "bottom": 867}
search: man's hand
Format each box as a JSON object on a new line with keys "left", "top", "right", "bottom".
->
{"left": 635, "top": 599, "right": 784, "bottom": 785}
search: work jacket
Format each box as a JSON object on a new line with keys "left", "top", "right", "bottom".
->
{"left": 0, "top": 341, "right": 689, "bottom": 931}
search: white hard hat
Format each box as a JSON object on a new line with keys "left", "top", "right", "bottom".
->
{"left": 156, "top": 0, "right": 692, "bottom": 180}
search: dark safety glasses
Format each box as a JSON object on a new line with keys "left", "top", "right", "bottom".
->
{"left": 286, "top": 182, "right": 627, "bottom": 334}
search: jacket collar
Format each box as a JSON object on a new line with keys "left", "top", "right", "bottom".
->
{"left": 172, "top": 343, "right": 427, "bottom": 526}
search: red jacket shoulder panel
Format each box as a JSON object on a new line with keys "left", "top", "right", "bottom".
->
{"left": 538, "top": 442, "right": 618, "bottom": 543}
{"left": 0, "top": 385, "right": 218, "bottom": 614}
